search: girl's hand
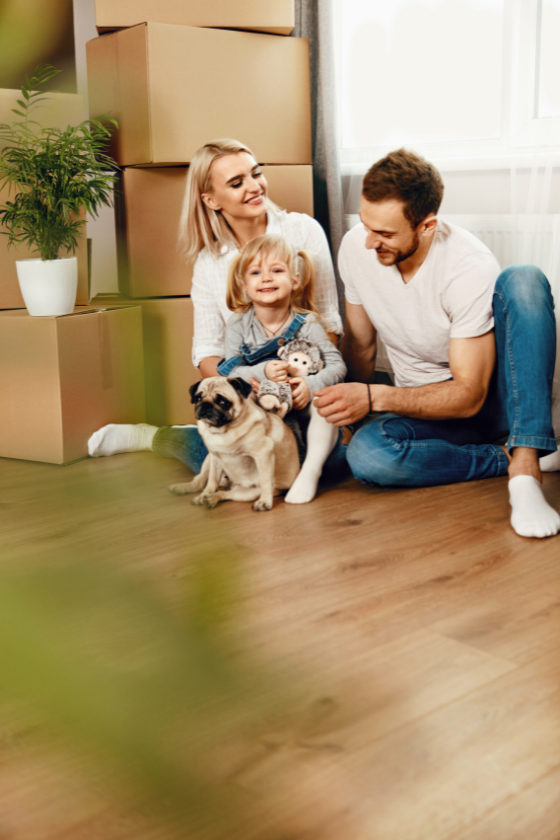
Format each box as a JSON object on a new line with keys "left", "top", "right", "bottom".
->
{"left": 289, "top": 377, "right": 311, "bottom": 410}
{"left": 265, "top": 360, "right": 290, "bottom": 382}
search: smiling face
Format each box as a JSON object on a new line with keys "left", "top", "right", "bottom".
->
{"left": 242, "top": 251, "right": 299, "bottom": 308}
{"left": 359, "top": 196, "right": 422, "bottom": 266}
{"left": 201, "top": 152, "right": 268, "bottom": 224}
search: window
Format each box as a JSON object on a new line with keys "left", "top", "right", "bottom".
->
{"left": 334, "top": 0, "right": 560, "bottom": 172}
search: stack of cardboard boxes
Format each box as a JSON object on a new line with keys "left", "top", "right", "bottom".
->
{"left": 0, "top": 91, "right": 145, "bottom": 464}
{"left": 87, "top": 0, "right": 314, "bottom": 426}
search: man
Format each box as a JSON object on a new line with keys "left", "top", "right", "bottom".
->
{"left": 314, "top": 149, "right": 560, "bottom": 538}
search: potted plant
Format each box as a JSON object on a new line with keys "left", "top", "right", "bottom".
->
{"left": 0, "top": 65, "right": 118, "bottom": 316}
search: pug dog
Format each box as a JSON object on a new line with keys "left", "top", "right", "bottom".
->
{"left": 169, "top": 377, "right": 300, "bottom": 511}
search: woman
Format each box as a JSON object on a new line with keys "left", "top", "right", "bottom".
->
{"left": 88, "top": 138, "right": 344, "bottom": 481}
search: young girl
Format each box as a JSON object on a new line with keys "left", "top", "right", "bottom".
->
{"left": 219, "top": 234, "right": 347, "bottom": 504}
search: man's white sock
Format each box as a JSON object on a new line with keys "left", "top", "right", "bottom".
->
{"left": 88, "top": 424, "right": 158, "bottom": 457}
{"left": 509, "top": 475, "right": 560, "bottom": 538}
{"left": 540, "top": 449, "right": 560, "bottom": 472}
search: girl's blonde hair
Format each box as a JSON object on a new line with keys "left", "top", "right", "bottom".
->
{"left": 179, "top": 139, "right": 281, "bottom": 260}
{"left": 226, "top": 234, "right": 320, "bottom": 318}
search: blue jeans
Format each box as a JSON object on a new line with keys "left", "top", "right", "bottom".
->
{"left": 346, "top": 265, "right": 557, "bottom": 488}
{"left": 153, "top": 418, "right": 349, "bottom": 482}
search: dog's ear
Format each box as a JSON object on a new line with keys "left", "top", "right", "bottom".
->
{"left": 228, "top": 377, "right": 253, "bottom": 400}
{"left": 278, "top": 346, "right": 286, "bottom": 359}
{"left": 189, "top": 381, "right": 203, "bottom": 403}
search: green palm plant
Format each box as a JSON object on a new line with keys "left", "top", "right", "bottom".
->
{"left": 0, "top": 64, "right": 118, "bottom": 261}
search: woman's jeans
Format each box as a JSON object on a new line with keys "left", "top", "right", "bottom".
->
{"left": 346, "top": 265, "right": 557, "bottom": 488}
{"left": 152, "top": 412, "right": 349, "bottom": 481}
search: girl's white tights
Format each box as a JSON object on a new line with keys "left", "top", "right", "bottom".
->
{"left": 285, "top": 401, "right": 339, "bottom": 505}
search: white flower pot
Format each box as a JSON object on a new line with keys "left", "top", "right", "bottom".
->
{"left": 16, "top": 257, "right": 78, "bottom": 317}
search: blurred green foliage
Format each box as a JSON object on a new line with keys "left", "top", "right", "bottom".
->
{"left": 0, "top": 547, "right": 296, "bottom": 839}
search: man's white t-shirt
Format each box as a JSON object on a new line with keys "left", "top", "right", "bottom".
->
{"left": 339, "top": 220, "right": 501, "bottom": 388}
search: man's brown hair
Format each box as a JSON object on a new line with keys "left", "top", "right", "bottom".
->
{"left": 362, "top": 148, "right": 444, "bottom": 229}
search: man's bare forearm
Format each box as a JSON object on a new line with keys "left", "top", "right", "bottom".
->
{"left": 341, "top": 334, "right": 377, "bottom": 383}
{"left": 370, "top": 378, "right": 487, "bottom": 420}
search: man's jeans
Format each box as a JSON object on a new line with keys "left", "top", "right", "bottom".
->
{"left": 346, "top": 265, "right": 558, "bottom": 488}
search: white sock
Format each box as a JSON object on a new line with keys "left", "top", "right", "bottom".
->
{"left": 285, "top": 402, "right": 338, "bottom": 505}
{"left": 509, "top": 475, "right": 560, "bottom": 538}
{"left": 88, "top": 424, "right": 158, "bottom": 457}
{"left": 540, "top": 449, "right": 560, "bottom": 472}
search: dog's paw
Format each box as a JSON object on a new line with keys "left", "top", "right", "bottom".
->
{"left": 169, "top": 482, "right": 195, "bottom": 495}
{"left": 252, "top": 498, "right": 273, "bottom": 512}
{"left": 202, "top": 494, "right": 221, "bottom": 509}
{"left": 191, "top": 493, "right": 220, "bottom": 509}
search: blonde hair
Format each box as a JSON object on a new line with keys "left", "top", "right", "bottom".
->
{"left": 226, "top": 234, "right": 320, "bottom": 318}
{"left": 179, "top": 139, "right": 281, "bottom": 260}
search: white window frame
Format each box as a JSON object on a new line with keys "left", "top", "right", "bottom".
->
{"left": 335, "top": 0, "right": 560, "bottom": 174}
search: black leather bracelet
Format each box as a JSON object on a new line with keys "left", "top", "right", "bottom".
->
{"left": 367, "top": 383, "right": 372, "bottom": 415}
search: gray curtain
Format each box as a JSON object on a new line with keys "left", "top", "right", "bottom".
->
{"left": 292, "top": 0, "right": 345, "bottom": 314}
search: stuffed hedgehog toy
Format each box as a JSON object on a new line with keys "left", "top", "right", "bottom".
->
{"left": 256, "top": 338, "right": 324, "bottom": 417}
{"left": 278, "top": 338, "right": 324, "bottom": 377}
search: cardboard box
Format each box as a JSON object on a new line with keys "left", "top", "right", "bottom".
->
{"left": 0, "top": 306, "right": 145, "bottom": 464}
{"left": 87, "top": 23, "right": 311, "bottom": 166}
{"left": 263, "top": 165, "right": 314, "bottom": 217}
{"left": 95, "top": 0, "right": 295, "bottom": 36}
{"left": 116, "top": 165, "right": 313, "bottom": 298}
{"left": 0, "top": 89, "right": 89, "bottom": 309}
{"left": 94, "top": 294, "right": 197, "bottom": 426}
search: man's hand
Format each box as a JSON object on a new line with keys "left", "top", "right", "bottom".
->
{"left": 289, "top": 377, "right": 311, "bottom": 410}
{"left": 265, "top": 360, "right": 290, "bottom": 382}
{"left": 315, "top": 333, "right": 496, "bottom": 425}
{"left": 314, "top": 382, "right": 375, "bottom": 426}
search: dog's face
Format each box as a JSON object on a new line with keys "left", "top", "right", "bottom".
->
{"left": 189, "top": 377, "right": 253, "bottom": 428}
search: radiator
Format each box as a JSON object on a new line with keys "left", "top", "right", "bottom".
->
{"left": 345, "top": 213, "right": 560, "bottom": 274}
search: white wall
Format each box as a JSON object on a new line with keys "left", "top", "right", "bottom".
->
{"left": 72, "top": 0, "right": 118, "bottom": 296}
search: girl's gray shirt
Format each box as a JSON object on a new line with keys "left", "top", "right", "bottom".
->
{"left": 223, "top": 309, "right": 347, "bottom": 396}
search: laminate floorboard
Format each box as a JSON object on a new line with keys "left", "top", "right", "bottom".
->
{"left": 0, "top": 452, "right": 559, "bottom": 839}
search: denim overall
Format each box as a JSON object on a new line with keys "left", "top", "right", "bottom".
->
{"left": 216, "top": 313, "right": 307, "bottom": 377}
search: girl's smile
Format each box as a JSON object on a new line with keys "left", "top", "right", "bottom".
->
{"left": 243, "top": 253, "right": 299, "bottom": 307}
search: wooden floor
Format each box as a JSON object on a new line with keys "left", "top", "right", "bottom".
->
{"left": 1, "top": 451, "right": 560, "bottom": 839}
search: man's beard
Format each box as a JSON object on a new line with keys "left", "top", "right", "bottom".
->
{"left": 377, "top": 230, "right": 420, "bottom": 265}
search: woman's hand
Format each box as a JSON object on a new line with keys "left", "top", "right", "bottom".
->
{"left": 289, "top": 377, "right": 311, "bottom": 410}
{"left": 265, "top": 360, "right": 290, "bottom": 382}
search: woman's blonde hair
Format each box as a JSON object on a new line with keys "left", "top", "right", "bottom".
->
{"left": 179, "top": 139, "right": 281, "bottom": 260}
{"left": 226, "top": 234, "right": 320, "bottom": 318}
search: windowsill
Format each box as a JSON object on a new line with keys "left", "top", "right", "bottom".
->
{"left": 341, "top": 144, "right": 560, "bottom": 174}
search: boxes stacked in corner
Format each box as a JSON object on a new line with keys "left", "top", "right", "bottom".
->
{"left": 86, "top": 0, "right": 312, "bottom": 432}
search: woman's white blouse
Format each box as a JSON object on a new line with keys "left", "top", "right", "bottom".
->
{"left": 190, "top": 210, "right": 343, "bottom": 367}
